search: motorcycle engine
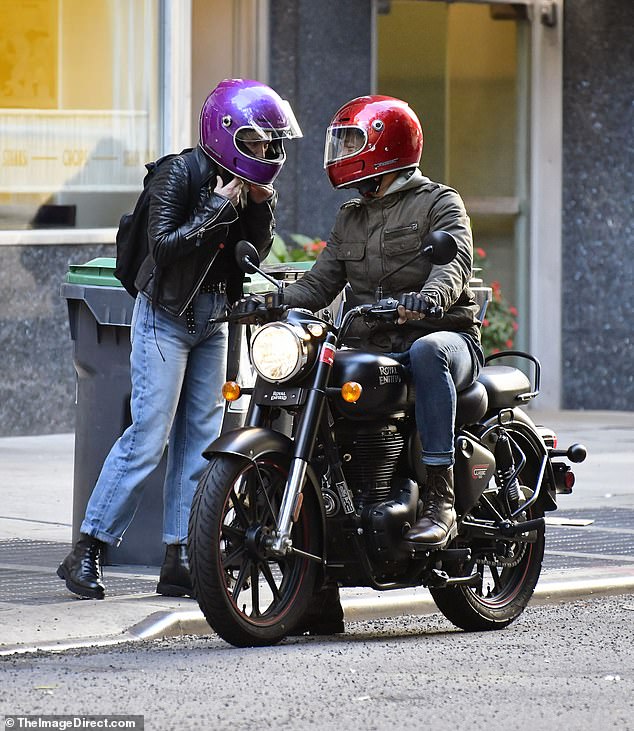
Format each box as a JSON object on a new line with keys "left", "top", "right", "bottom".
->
{"left": 336, "top": 421, "right": 406, "bottom": 505}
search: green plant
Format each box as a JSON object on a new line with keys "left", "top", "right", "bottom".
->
{"left": 265, "top": 233, "right": 326, "bottom": 263}
{"left": 473, "top": 247, "right": 519, "bottom": 356}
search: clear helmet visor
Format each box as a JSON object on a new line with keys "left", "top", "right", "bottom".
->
{"left": 232, "top": 101, "right": 303, "bottom": 165}
{"left": 324, "top": 125, "right": 367, "bottom": 167}
{"left": 235, "top": 127, "right": 284, "bottom": 164}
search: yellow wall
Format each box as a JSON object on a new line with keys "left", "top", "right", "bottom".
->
{"left": 0, "top": 0, "right": 59, "bottom": 108}
{"left": 60, "top": 0, "right": 114, "bottom": 109}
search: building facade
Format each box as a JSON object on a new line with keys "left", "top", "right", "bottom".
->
{"left": 0, "top": 0, "right": 631, "bottom": 436}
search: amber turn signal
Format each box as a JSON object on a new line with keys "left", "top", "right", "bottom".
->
{"left": 222, "top": 381, "right": 241, "bottom": 402}
{"left": 341, "top": 381, "right": 362, "bottom": 403}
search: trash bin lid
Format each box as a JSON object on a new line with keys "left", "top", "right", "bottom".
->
{"left": 244, "top": 261, "right": 315, "bottom": 294}
{"left": 61, "top": 258, "right": 134, "bottom": 327}
{"left": 65, "top": 257, "right": 123, "bottom": 287}
{"left": 262, "top": 261, "right": 314, "bottom": 280}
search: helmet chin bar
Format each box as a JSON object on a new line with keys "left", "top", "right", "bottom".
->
{"left": 353, "top": 176, "right": 382, "bottom": 197}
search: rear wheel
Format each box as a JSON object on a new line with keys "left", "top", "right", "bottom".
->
{"left": 188, "top": 453, "right": 320, "bottom": 647}
{"left": 431, "top": 468, "right": 545, "bottom": 631}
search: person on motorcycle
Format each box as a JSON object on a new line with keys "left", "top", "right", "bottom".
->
{"left": 253, "top": 95, "right": 484, "bottom": 549}
{"left": 57, "top": 79, "right": 302, "bottom": 600}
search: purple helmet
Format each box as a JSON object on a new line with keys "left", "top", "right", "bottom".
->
{"left": 199, "top": 79, "right": 302, "bottom": 185}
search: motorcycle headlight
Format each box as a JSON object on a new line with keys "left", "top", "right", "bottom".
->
{"left": 250, "top": 323, "right": 308, "bottom": 383}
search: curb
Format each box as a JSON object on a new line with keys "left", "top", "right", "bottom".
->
{"left": 2, "top": 572, "right": 633, "bottom": 656}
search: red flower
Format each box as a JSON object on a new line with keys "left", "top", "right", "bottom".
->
{"left": 509, "top": 305, "right": 518, "bottom": 316}
{"left": 476, "top": 247, "right": 487, "bottom": 259}
{"left": 505, "top": 338, "right": 514, "bottom": 348}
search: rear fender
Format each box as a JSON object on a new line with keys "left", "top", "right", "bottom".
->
{"left": 480, "top": 409, "right": 557, "bottom": 512}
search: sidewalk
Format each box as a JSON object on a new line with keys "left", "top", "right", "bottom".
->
{"left": 1, "top": 409, "right": 634, "bottom": 655}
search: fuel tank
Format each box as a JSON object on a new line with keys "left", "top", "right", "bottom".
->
{"left": 330, "top": 350, "right": 409, "bottom": 420}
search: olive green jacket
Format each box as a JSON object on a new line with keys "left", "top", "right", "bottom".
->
{"left": 283, "top": 168, "right": 481, "bottom": 352}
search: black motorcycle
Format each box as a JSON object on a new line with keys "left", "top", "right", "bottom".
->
{"left": 188, "top": 234, "right": 586, "bottom": 647}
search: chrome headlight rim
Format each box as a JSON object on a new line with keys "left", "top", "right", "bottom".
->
{"left": 250, "top": 322, "right": 308, "bottom": 383}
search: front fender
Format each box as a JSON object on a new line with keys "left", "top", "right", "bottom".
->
{"left": 202, "top": 426, "right": 292, "bottom": 461}
{"left": 203, "top": 426, "right": 328, "bottom": 567}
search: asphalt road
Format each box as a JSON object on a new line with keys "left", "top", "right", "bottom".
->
{"left": 2, "top": 593, "right": 633, "bottom": 731}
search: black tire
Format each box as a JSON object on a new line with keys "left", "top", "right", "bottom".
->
{"left": 188, "top": 453, "right": 320, "bottom": 647}
{"left": 430, "top": 498, "right": 545, "bottom": 632}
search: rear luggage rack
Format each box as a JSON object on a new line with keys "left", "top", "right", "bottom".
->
{"left": 484, "top": 350, "right": 541, "bottom": 401}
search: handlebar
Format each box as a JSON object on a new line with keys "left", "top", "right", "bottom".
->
{"left": 211, "top": 295, "right": 443, "bottom": 328}
{"left": 362, "top": 297, "right": 444, "bottom": 321}
{"left": 209, "top": 291, "right": 287, "bottom": 325}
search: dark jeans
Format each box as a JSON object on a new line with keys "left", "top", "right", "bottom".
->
{"left": 391, "top": 331, "right": 482, "bottom": 466}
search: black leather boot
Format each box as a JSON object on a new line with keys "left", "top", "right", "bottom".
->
{"left": 290, "top": 579, "right": 345, "bottom": 636}
{"left": 57, "top": 533, "right": 105, "bottom": 599}
{"left": 156, "top": 544, "right": 194, "bottom": 598}
{"left": 404, "top": 465, "right": 457, "bottom": 548}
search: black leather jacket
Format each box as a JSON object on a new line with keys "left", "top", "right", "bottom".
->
{"left": 136, "top": 145, "right": 276, "bottom": 315}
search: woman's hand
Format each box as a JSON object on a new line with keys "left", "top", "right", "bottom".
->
{"left": 246, "top": 183, "right": 275, "bottom": 204}
{"left": 214, "top": 175, "right": 244, "bottom": 207}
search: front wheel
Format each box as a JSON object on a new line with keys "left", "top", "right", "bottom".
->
{"left": 188, "top": 453, "right": 321, "bottom": 647}
{"left": 430, "top": 503, "right": 545, "bottom": 632}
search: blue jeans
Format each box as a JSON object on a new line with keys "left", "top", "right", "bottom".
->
{"left": 81, "top": 291, "right": 228, "bottom": 546}
{"left": 392, "top": 331, "right": 482, "bottom": 466}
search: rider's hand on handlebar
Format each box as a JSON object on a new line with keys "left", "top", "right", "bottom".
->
{"left": 232, "top": 294, "right": 264, "bottom": 320}
{"left": 231, "top": 291, "right": 286, "bottom": 323}
{"left": 397, "top": 292, "right": 436, "bottom": 325}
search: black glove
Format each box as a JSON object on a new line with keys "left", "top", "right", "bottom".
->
{"left": 397, "top": 292, "right": 444, "bottom": 324}
{"left": 232, "top": 294, "right": 264, "bottom": 317}
{"left": 398, "top": 291, "right": 432, "bottom": 314}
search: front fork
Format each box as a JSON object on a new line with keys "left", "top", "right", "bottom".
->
{"left": 268, "top": 335, "right": 336, "bottom": 555}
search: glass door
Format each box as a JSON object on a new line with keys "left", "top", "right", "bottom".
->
{"left": 377, "top": 0, "right": 529, "bottom": 348}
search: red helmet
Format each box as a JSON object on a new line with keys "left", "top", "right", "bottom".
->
{"left": 324, "top": 95, "right": 423, "bottom": 189}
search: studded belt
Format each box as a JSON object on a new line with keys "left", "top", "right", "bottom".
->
{"left": 199, "top": 281, "right": 226, "bottom": 294}
{"left": 184, "top": 282, "right": 227, "bottom": 334}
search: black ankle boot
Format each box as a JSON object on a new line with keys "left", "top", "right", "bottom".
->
{"left": 57, "top": 533, "right": 105, "bottom": 599}
{"left": 290, "top": 580, "right": 345, "bottom": 636}
{"left": 404, "top": 465, "right": 457, "bottom": 548}
{"left": 156, "top": 544, "right": 194, "bottom": 598}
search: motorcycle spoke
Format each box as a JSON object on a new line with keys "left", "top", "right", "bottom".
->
{"left": 228, "top": 488, "right": 250, "bottom": 528}
{"left": 489, "top": 564, "right": 503, "bottom": 593}
{"left": 259, "top": 561, "right": 283, "bottom": 603}
{"left": 254, "top": 463, "right": 278, "bottom": 527}
{"left": 231, "top": 559, "right": 250, "bottom": 605}
{"left": 250, "top": 564, "right": 261, "bottom": 617}
{"left": 221, "top": 544, "right": 245, "bottom": 571}
{"left": 222, "top": 522, "right": 245, "bottom": 542}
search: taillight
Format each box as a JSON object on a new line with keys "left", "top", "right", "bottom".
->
{"left": 565, "top": 470, "right": 576, "bottom": 491}
{"left": 553, "top": 462, "right": 575, "bottom": 494}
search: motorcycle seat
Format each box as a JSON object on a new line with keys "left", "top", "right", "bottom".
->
{"left": 406, "top": 379, "right": 488, "bottom": 426}
{"left": 477, "top": 365, "right": 532, "bottom": 410}
{"left": 455, "top": 380, "right": 488, "bottom": 425}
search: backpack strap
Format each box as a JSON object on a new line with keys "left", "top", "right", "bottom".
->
{"left": 180, "top": 148, "right": 206, "bottom": 214}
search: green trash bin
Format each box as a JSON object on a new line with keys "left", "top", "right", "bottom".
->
{"left": 61, "top": 258, "right": 165, "bottom": 566}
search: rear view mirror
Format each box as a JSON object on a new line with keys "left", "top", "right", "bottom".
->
{"left": 235, "top": 240, "right": 261, "bottom": 273}
{"left": 421, "top": 231, "right": 457, "bottom": 265}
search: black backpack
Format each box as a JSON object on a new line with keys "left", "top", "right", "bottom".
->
{"left": 114, "top": 148, "right": 202, "bottom": 297}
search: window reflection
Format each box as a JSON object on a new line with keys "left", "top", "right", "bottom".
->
{"left": 0, "top": 0, "right": 160, "bottom": 229}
